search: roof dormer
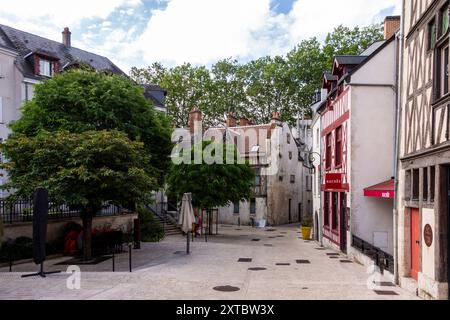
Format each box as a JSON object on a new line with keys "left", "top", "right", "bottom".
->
{"left": 29, "top": 51, "right": 60, "bottom": 78}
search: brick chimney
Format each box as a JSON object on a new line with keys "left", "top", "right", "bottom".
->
{"left": 384, "top": 16, "right": 400, "bottom": 40}
{"left": 240, "top": 117, "right": 249, "bottom": 127}
{"left": 62, "top": 27, "right": 72, "bottom": 47}
{"left": 189, "top": 107, "right": 202, "bottom": 135}
{"left": 271, "top": 111, "right": 281, "bottom": 126}
{"left": 226, "top": 113, "right": 237, "bottom": 127}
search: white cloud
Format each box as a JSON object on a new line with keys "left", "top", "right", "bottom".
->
{"left": 0, "top": 0, "right": 142, "bottom": 40}
{"left": 0, "top": 0, "right": 404, "bottom": 72}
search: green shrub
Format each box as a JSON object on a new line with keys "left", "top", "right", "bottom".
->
{"left": 301, "top": 216, "right": 313, "bottom": 228}
{"left": 138, "top": 206, "right": 164, "bottom": 242}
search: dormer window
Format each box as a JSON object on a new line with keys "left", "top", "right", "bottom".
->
{"left": 39, "top": 59, "right": 53, "bottom": 77}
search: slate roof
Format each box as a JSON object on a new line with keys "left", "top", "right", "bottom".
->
{"left": 334, "top": 55, "right": 368, "bottom": 66}
{"left": 0, "top": 24, "right": 125, "bottom": 80}
{"left": 143, "top": 84, "right": 167, "bottom": 109}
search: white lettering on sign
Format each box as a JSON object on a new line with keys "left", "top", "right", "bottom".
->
{"left": 382, "top": 192, "right": 390, "bottom": 198}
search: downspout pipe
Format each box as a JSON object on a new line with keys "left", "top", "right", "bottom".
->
{"left": 393, "top": 3, "right": 405, "bottom": 286}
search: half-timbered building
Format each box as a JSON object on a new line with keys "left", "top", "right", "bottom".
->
{"left": 397, "top": 0, "right": 450, "bottom": 299}
{"left": 318, "top": 17, "right": 400, "bottom": 274}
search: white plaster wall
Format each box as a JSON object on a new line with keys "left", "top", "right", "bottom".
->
{"left": 350, "top": 84, "right": 395, "bottom": 254}
{"left": 421, "top": 208, "right": 435, "bottom": 280}
{"left": 0, "top": 48, "right": 23, "bottom": 141}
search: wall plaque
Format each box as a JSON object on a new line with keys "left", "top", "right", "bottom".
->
{"left": 424, "top": 224, "right": 433, "bottom": 247}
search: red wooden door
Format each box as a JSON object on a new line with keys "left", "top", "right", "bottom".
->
{"left": 411, "top": 208, "right": 421, "bottom": 280}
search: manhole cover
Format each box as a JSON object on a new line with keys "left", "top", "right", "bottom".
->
{"left": 296, "top": 260, "right": 311, "bottom": 264}
{"left": 268, "top": 236, "right": 277, "bottom": 239}
{"left": 277, "top": 236, "right": 284, "bottom": 238}
{"left": 326, "top": 253, "right": 340, "bottom": 256}
{"left": 329, "top": 257, "right": 339, "bottom": 259}
{"left": 302, "top": 287, "right": 309, "bottom": 290}
{"left": 248, "top": 267, "right": 267, "bottom": 271}
{"left": 374, "top": 290, "right": 398, "bottom": 296}
{"left": 266, "top": 229, "right": 277, "bottom": 232}
{"left": 315, "top": 248, "right": 326, "bottom": 251}
{"left": 280, "top": 232, "right": 287, "bottom": 234}
{"left": 340, "top": 260, "right": 353, "bottom": 263}
{"left": 252, "top": 239, "right": 261, "bottom": 242}
{"left": 213, "top": 286, "right": 240, "bottom": 292}
{"left": 276, "top": 263, "right": 290, "bottom": 266}
{"left": 174, "top": 251, "right": 185, "bottom": 255}
{"left": 264, "top": 244, "right": 273, "bottom": 247}
{"left": 238, "top": 258, "right": 252, "bottom": 263}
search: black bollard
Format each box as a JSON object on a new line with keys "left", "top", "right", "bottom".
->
{"left": 129, "top": 244, "right": 132, "bottom": 273}
{"left": 112, "top": 248, "right": 115, "bottom": 273}
{"left": 187, "top": 232, "right": 190, "bottom": 255}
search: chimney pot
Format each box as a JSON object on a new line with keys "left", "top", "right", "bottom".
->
{"left": 240, "top": 117, "right": 249, "bottom": 127}
{"left": 189, "top": 107, "right": 202, "bottom": 135}
{"left": 62, "top": 27, "right": 72, "bottom": 47}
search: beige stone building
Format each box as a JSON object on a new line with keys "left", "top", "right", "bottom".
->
{"left": 396, "top": 0, "right": 449, "bottom": 299}
{"left": 189, "top": 110, "right": 305, "bottom": 227}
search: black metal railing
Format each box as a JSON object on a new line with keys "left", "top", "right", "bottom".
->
{"left": 0, "top": 199, "right": 123, "bottom": 224}
{"left": 352, "top": 235, "right": 394, "bottom": 274}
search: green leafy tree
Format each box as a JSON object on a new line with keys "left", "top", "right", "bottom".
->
{"left": 167, "top": 141, "right": 255, "bottom": 210}
{"left": 11, "top": 70, "right": 173, "bottom": 185}
{"left": 1, "top": 130, "right": 156, "bottom": 259}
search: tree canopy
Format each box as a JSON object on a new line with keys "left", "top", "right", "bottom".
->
{"left": 131, "top": 23, "right": 383, "bottom": 126}
{"left": 167, "top": 141, "right": 255, "bottom": 210}
{"left": 11, "top": 70, "right": 173, "bottom": 185}
{"left": 1, "top": 130, "right": 156, "bottom": 258}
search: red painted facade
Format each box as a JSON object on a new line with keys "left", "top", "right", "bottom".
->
{"left": 321, "top": 83, "right": 350, "bottom": 248}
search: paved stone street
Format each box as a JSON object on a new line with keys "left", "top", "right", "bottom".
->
{"left": 0, "top": 224, "right": 419, "bottom": 300}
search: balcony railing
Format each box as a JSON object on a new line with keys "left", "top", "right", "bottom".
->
{"left": 352, "top": 235, "right": 394, "bottom": 274}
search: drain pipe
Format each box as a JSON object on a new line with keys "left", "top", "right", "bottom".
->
{"left": 393, "top": 6, "right": 405, "bottom": 286}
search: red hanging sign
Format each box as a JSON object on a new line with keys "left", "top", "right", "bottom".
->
{"left": 325, "top": 173, "right": 345, "bottom": 190}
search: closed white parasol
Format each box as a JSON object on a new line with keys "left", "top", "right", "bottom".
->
{"left": 179, "top": 193, "right": 195, "bottom": 234}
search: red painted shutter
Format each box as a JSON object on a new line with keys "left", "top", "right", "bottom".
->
{"left": 53, "top": 61, "right": 60, "bottom": 75}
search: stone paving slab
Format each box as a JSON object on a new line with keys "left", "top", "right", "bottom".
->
{"left": 0, "top": 224, "right": 420, "bottom": 300}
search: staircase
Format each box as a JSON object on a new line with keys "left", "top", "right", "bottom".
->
{"left": 147, "top": 204, "right": 182, "bottom": 237}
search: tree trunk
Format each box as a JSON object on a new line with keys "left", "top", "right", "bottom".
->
{"left": 82, "top": 215, "right": 93, "bottom": 261}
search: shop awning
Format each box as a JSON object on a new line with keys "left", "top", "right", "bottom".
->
{"left": 364, "top": 179, "right": 394, "bottom": 199}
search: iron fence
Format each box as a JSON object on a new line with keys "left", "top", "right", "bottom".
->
{"left": 352, "top": 235, "right": 394, "bottom": 274}
{"left": 0, "top": 199, "right": 122, "bottom": 224}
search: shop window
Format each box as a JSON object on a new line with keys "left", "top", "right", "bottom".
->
{"left": 324, "top": 192, "right": 330, "bottom": 227}
{"left": 290, "top": 175, "right": 295, "bottom": 183}
{"left": 255, "top": 168, "right": 261, "bottom": 187}
{"left": 332, "top": 193, "right": 338, "bottom": 230}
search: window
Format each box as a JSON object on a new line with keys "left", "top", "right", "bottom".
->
{"left": 335, "top": 126, "right": 342, "bottom": 167}
{"left": 250, "top": 198, "right": 256, "bottom": 214}
{"left": 430, "top": 166, "right": 436, "bottom": 202}
{"left": 332, "top": 193, "right": 338, "bottom": 230}
{"left": 279, "top": 175, "right": 283, "bottom": 182}
{"left": 233, "top": 202, "right": 240, "bottom": 214}
{"left": 423, "top": 168, "right": 428, "bottom": 201}
{"left": 412, "top": 169, "right": 420, "bottom": 201}
{"left": 428, "top": 18, "right": 437, "bottom": 50}
{"left": 326, "top": 133, "right": 332, "bottom": 169}
{"left": 21, "top": 82, "right": 35, "bottom": 102}
{"left": 440, "top": 45, "right": 449, "bottom": 97}
{"left": 290, "top": 175, "right": 295, "bottom": 183}
{"left": 439, "top": 3, "right": 449, "bottom": 37}
{"left": 287, "top": 134, "right": 291, "bottom": 144}
{"left": 289, "top": 151, "right": 293, "bottom": 160}
{"left": 324, "top": 192, "right": 330, "bottom": 227}
{"left": 39, "top": 59, "right": 53, "bottom": 77}
{"left": 255, "top": 168, "right": 261, "bottom": 187}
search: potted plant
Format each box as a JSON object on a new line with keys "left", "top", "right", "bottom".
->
{"left": 301, "top": 216, "right": 313, "bottom": 240}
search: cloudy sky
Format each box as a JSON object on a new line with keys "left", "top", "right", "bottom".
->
{"left": 0, "top": 0, "right": 401, "bottom": 73}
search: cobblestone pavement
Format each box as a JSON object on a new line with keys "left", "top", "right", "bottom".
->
{"left": 0, "top": 224, "right": 420, "bottom": 300}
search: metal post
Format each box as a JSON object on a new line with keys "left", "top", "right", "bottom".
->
{"left": 112, "top": 249, "right": 115, "bottom": 272}
{"left": 9, "top": 250, "right": 12, "bottom": 273}
{"left": 187, "top": 232, "right": 190, "bottom": 255}
{"left": 205, "top": 226, "right": 208, "bottom": 243}
{"left": 129, "top": 244, "right": 132, "bottom": 273}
